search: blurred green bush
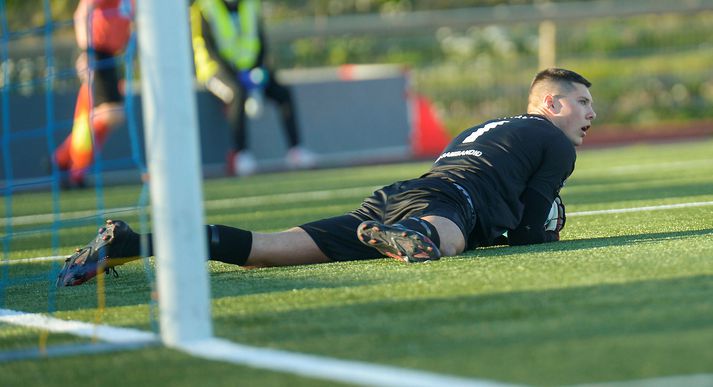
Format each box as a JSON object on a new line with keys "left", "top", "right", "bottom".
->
{"left": 4, "top": 1, "right": 711, "bottom": 135}
{"left": 267, "top": 10, "right": 713, "bottom": 135}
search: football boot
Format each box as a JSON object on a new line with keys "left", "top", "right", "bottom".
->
{"left": 56, "top": 219, "right": 142, "bottom": 287}
{"left": 357, "top": 221, "right": 441, "bottom": 263}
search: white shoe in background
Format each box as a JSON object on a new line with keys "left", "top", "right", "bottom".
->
{"left": 233, "top": 151, "right": 257, "bottom": 176}
{"left": 286, "top": 146, "right": 317, "bottom": 170}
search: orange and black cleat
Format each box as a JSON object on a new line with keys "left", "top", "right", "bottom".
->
{"left": 357, "top": 221, "right": 441, "bottom": 263}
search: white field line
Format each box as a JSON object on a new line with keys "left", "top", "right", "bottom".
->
{"left": 178, "top": 338, "right": 515, "bottom": 387}
{"left": 1, "top": 308, "right": 708, "bottom": 387}
{"left": 203, "top": 186, "right": 377, "bottom": 211}
{"left": 568, "top": 200, "right": 713, "bottom": 217}
{"left": 0, "top": 308, "right": 157, "bottom": 345}
{"left": 5, "top": 200, "right": 713, "bottom": 266}
{"left": 0, "top": 206, "right": 140, "bottom": 228}
{"left": 5, "top": 255, "right": 67, "bottom": 264}
{"left": 0, "top": 187, "right": 376, "bottom": 228}
{"left": 0, "top": 308, "right": 514, "bottom": 387}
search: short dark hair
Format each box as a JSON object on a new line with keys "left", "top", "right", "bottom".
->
{"left": 531, "top": 68, "right": 592, "bottom": 91}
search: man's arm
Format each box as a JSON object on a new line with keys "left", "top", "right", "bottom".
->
{"left": 197, "top": 11, "right": 233, "bottom": 69}
{"left": 507, "top": 187, "right": 561, "bottom": 245}
{"left": 74, "top": 0, "right": 90, "bottom": 50}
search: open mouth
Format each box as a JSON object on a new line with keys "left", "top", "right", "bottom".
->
{"left": 581, "top": 125, "right": 591, "bottom": 133}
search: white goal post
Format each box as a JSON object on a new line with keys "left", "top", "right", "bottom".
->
{"left": 135, "top": 0, "right": 212, "bottom": 345}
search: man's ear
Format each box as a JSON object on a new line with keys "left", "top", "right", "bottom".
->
{"left": 544, "top": 94, "right": 557, "bottom": 113}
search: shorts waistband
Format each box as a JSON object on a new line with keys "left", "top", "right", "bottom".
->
{"left": 451, "top": 182, "right": 475, "bottom": 215}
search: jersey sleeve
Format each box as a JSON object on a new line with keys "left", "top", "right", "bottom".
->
{"left": 507, "top": 187, "right": 559, "bottom": 245}
{"left": 525, "top": 134, "right": 576, "bottom": 202}
{"left": 87, "top": 0, "right": 132, "bottom": 55}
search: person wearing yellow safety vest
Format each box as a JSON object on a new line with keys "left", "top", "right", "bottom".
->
{"left": 190, "top": 0, "right": 315, "bottom": 176}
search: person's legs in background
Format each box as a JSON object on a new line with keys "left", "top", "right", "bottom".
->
{"left": 53, "top": 52, "right": 125, "bottom": 188}
{"left": 263, "top": 71, "right": 316, "bottom": 170}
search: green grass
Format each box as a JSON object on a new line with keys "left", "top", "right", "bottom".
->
{"left": 2, "top": 139, "right": 713, "bottom": 386}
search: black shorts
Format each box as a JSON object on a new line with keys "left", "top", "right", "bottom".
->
{"left": 300, "top": 177, "right": 476, "bottom": 261}
{"left": 91, "top": 50, "right": 123, "bottom": 106}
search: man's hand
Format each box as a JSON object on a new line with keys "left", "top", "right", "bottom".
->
{"left": 238, "top": 67, "right": 268, "bottom": 90}
{"left": 75, "top": 52, "right": 88, "bottom": 84}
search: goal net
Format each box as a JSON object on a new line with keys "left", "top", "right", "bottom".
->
{"left": 0, "top": 0, "right": 211, "bottom": 360}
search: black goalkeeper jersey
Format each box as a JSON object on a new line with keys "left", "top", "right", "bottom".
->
{"left": 422, "top": 114, "right": 576, "bottom": 246}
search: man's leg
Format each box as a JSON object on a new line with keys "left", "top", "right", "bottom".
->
{"left": 246, "top": 227, "right": 330, "bottom": 267}
{"left": 264, "top": 73, "right": 300, "bottom": 148}
{"left": 212, "top": 216, "right": 462, "bottom": 268}
{"left": 54, "top": 83, "right": 91, "bottom": 173}
{"left": 58, "top": 221, "right": 332, "bottom": 286}
{"left": 66, "top": 101, "right": 124, "bottom": 184}
{"left": 420, "top": 215, "right": 466, "bottom": 256}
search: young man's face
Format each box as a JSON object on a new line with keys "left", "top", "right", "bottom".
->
{"left": 550, "top": 83, "right": 596, "bottom": 146}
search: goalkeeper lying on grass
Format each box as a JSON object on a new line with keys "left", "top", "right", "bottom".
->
{"left": 57, "top": 68, "right": 595, "bottom": 286}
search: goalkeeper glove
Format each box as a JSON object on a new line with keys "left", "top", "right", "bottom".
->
{"left": 238, "top": 67, "right": 268, "bottom": 90}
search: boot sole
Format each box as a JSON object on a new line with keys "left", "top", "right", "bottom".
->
{"left": 357, "top": 221, "right": 441, "bottom": 263}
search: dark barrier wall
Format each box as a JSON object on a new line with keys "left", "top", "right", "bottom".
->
{"left": 1, "top": 66, "right": 412, "bottom": 185}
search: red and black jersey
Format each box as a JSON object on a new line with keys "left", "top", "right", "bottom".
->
{"left": 89, "top": 0, "right": 133, "bottom": 55}
{"left": 423, "top": 114, "right": 576, "bottom": 246}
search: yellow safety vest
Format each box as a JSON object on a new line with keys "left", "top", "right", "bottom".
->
{"left": 190, "top": 0, "right": 261, "bottom": 83}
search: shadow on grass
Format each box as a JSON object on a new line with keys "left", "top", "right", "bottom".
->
{"left": 210, "top": 274, "right": 713, "bottom": 386}
{"left": 1, "top": 259, "right": 383, "bottom": 313}
{"left": 4, "top": 228, "right": 711, "bottom": 313}
{"left": 0, "top": 260, "right": 155, "bottom": 314}
{"left": 470, "top": 228, "right": 713, "bottom": 259}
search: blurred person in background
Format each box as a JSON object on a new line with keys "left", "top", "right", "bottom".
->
{"left": 190, "top": 0, "right": 315, "bottom": 176}
{"left": 53, "top": 0, "right": 132, "bottom": 188}
{"left": 58, "top": 68, "right": 596, "bottom": 287}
